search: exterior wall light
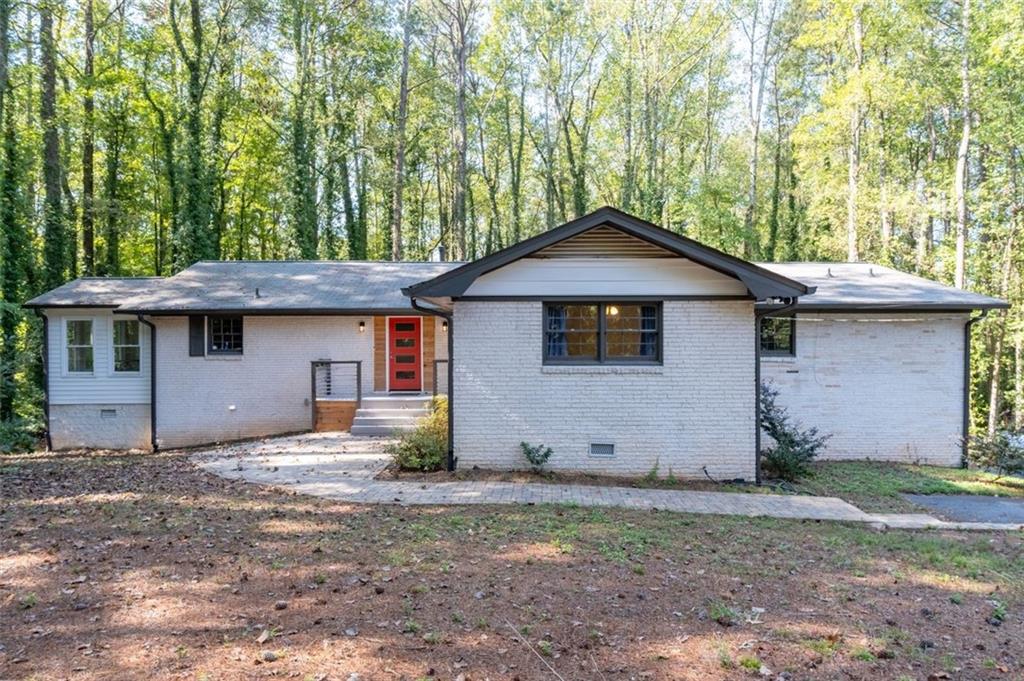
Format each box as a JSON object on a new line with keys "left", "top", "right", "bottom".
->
{"left": 359, "top": 321, "right": 366, "bottom": 333}
{"left": 442, "top": 321, "right": 448, "bottom": 333}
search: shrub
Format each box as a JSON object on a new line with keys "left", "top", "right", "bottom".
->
{"left": 520, "top": 441, "right": 553, "bottom": 472}
{"left": 0, "top": 419, "right": 38, "bottom": 454}
{"left": 759, "top": 382, "right": 830, "bottom": 481}
{"left": 387, "top": 397, "right": 448, "bottom": 471}
{"left": 964, "top": 431, "right": 1024, "bottom": 479}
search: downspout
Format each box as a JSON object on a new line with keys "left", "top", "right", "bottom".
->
{"left": 137, "top": 314, "right": 158, "bottom": 451}
{"left": 754, "top": 298, "right": 798, "bottom": 485}
{"left": 962, "top": 309, "right": 989, "bottom": 466}
{"left": 410, "top": 297, "right": 455, "bottom": 472}
{"left": 33, "top": 309, "right": 53, "bottom": 451}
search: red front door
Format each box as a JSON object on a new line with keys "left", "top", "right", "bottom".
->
{"left": 388, "top": 317, "right": 422, "bottom": 391}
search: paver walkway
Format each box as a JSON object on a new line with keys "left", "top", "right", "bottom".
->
{"left": 193, "top": 433, "right": 1024, "bottom": 532}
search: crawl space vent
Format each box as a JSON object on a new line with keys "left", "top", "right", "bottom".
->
{"left": 100, "top": 409, "right": 117, "bottom": 419}
{"left": 589, "top": 442, "right": 615, "bottom": 458}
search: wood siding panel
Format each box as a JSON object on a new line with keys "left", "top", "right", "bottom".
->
{"left": 423, "top": 317, "right": 435, "bottom": 394}
{"left": 374, "top": 316, "right": 386, "bottom": 391}
{"left": 314, "top": 400, "right": 357, "bottom": 432}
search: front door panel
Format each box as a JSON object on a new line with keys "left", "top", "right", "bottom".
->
{"left": 388, "top": 317, "right": 421, "bottom": 391}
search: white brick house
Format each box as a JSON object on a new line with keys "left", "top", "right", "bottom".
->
{"left": 27, "top": 207, "right": 1007, "bottom": 480}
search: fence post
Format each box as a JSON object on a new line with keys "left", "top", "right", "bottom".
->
{"left": 310, "top": 361, "right": 318, "bottom": 431}
{"left": 355, "top": 361, "right": 362, "bottom": 409}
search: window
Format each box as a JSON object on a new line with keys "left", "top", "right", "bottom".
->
{"left": 66, "top": 320, "right": 94, "bottom": 373}
{"left": 544, "top": 302, "right": 661, "bottom": 364}
{"left": 760, "top": 317, "right": 795, "bottom": 356}
{"left": 208, "top": 316, "right": 243, "bottom": 354}
{"left": 112, "top": 320, "right": 141, "bottom": 372}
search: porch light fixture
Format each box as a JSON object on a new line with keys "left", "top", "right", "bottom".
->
{"left": 359, "top": 321, "right": 366, "bottom": 333}
{"left": 607, "top": 305, "right": 619, "bottom": 316}
{"left": 442, "top": 321, "right": 448, "bottom": 333}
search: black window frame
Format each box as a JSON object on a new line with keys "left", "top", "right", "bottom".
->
{"left": 542, "top": 301, "right": 663, "bottom": 366}
{"left": 207, "top": 315, "right": 244, "bottom": 355}
{"left": 760, "top": 317, "right": 796, "bottom": 356}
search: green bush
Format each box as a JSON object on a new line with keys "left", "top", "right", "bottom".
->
{"left": 387, "top": 397, "right": 448, "bottom": 471}
{"left": 0, "top": 419, "right": 38, "bottom": 454}
{"left": 519, "top": 441, "right": 553, "bottom": 472}
{"left": 760, "top": 382, "right": 830, "bottom": 481}
{"left": 964, "top": 431, "right": 1024, "bottom": 479}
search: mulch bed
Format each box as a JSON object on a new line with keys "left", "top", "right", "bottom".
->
{"left": 1, "top": 449, "right": 1022, "bottom": 680}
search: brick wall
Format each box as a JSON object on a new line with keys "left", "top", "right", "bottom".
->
{"left": 50, "top": 403, "right": 150, "bottom": 450}
{"left": 761, "top": 312, "right": 967, "bottom": 465}
{"left": 154, "top": 316, "right": 372, "bottom": 448}
{"left": 452, "top": 300, "right": 756, "bottom": 479}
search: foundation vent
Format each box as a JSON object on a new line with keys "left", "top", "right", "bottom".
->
{"left": 589, "top": 442, "right": 615, "bottom": 458}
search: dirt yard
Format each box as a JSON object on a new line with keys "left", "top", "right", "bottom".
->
{"left": 1, "top": 450, "right": 1022, "bottom": 680}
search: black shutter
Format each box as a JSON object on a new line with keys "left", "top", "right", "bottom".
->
{"left": 188, "top": 315, "right": 205, "bottom": 356}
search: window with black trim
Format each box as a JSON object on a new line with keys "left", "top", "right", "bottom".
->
{"left": 208, "top": 315, "right": 243, "bottom": 354}
{"left": 544, "top": 302, "right": 661, "bottom": 364}
{"left": 760, "top": 317, "right": 795, "bottom": 356}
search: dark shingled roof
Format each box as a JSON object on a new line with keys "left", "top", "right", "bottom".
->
{"left": 757, "top": 262, "right": 1008, "bottom": 311}
{"left": 24, "top": 277, "right": 165, "bottom": 309}
{"left": 24, "top": 259, "right": 1007, "bottom": 314}
{"left": 117, "top": 260, "right": 463, "bottom": 314}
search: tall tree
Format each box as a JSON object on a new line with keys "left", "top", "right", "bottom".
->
{"left": 41, "top": 1, "right": 66, "bottom": 289}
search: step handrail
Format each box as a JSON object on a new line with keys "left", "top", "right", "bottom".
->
{"left": 310, "top": 360, "right": 362, "bottom": 430}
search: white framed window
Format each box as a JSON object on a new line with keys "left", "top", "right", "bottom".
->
{"left": 112, "top": 319, "right": 141, "bottom": 373}
{"left": 66, "top": 319, "right": 94, "bottom": 374}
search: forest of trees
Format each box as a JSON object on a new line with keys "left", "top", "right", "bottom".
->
{"left": 0, "top": 0, "right": 1021, "bottom": 442}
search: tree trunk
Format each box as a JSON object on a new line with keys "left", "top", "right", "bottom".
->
{"left": 1015, "top": 334, "right": 1023, "bottom": 431}
{"left": 390, "top": 0, "right": 413, "bottom": 261}
{"left": 953, "top": 0, "right": 971, "bottom": 289}
{"left": 81, "top": 0, "right": 95, "bottom": 275}
{"left": 846, "top": 4, "right": 863, "bottom": 263}
{"left": 41, "top": 2, "right": 65, "bottom": 289}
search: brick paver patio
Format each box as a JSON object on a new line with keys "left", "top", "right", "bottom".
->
{"left": 193, "top": 432, "right": 1024, "bottom": 531}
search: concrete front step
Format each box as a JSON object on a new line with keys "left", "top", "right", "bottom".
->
{"left": 353, "top": 414, "right": 426, "bottom": 427}
{"left": 360, "top": 395, "right": 433, "bottom": 410}
{"left": 355, "top": 408, "right": 430, "bottom": 419}
{"left": 350, "top": 423, "right": 418, "bottom": 437}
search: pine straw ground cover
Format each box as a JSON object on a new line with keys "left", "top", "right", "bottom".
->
{"left": 1, "top": 451, "right": 1022, "bottom": 681}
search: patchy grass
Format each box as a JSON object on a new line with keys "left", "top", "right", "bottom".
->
{"left": 0, "top": 449, "right": 1022, "bottom": 679}
{"left": 791, "top": 461, "right": 1024, "bottom": 512}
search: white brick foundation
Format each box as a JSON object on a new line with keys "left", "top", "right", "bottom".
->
{"left": 452, "top": 300, "right": 757, "bottom": 479}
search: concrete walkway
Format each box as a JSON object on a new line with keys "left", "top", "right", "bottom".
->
{"left": 193, "top": 433, "right": 1024, "bottom": 532}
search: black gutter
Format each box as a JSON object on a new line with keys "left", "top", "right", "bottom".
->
{"left": 409, "top": 297, "right": 455, "bottom": 472}
{"left": 137, "top": 314, "right": 158, "bottom": 451}
{"left": 32, "top": 310, "right": 53, "bottom": 451}
{"left": 962, "top": 310, "right": 989, "bottom": 466}
{"left": 117, "top": 307, "right": 434, "bottom": 317}
{"left": 754, "top": 298, "right": 798, "bottom": 485}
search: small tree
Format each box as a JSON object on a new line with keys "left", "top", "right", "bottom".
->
{"left": 760, "top": 383, "right": 830, "bottom": 481}
{"left": 964, "top": 431, "right": 1024, "bottom": 480}
{"left": 520, "top": 441, "right": 553, "bottom": 473}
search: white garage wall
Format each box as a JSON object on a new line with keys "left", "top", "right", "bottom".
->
{"left": 761, "top": 312, "right": 967, "bottom": 465}
{"left": 453, "top": 300, "right": 757, "bottom": 479}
